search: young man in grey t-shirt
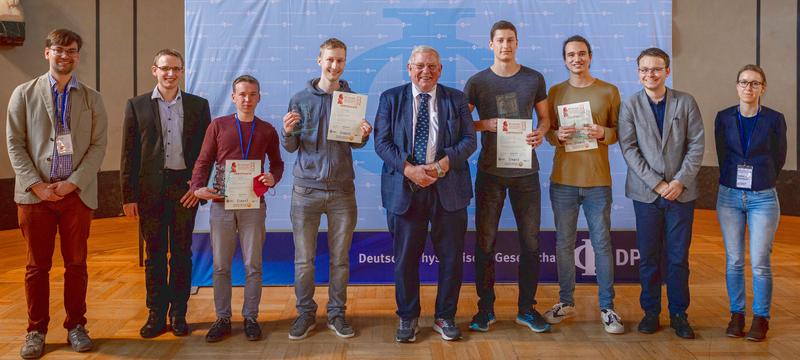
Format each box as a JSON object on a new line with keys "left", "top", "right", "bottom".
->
{"left": 463, "top": 20, "right": 552, "bottom": 334}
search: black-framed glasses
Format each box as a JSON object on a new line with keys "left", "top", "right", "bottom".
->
{"left": 156, "top": 65, "right": 184, "bottom": 72}
{"left": 49, "top": 47, "right": 79, "bottom": 57}
{"left": 638, "top": 67, "right": 665, "bottom": 74}
{"left": 737, "top": 80, "right": 763, "bottom": 89}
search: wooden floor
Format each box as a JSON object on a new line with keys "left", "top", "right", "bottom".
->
{"left": 0, "top": 210, "right": 798, "bottom": 359}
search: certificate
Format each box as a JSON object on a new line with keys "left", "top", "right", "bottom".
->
{"left": 557, "top": 101, "right": 598, "bottom": 152}
{"left": 496, "top": 118, "right": 532, "bottom": 169}
{"left": 224, "top": 159, "right": 260, "bottom": 210}
{"left": 327, "top": 91, "right": 367, "bottom": 143}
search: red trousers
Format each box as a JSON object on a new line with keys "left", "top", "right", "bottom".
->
{"left": 18, "top": 192, "right": 93, "bottom": 333}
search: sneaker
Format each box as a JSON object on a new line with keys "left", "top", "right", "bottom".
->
{"left": 395, "top": 318, "right": 419, "bottom": 343}
{"left": 288, "top": 313, "right": 316, "bottom": 340}
{"left": 20, "top": 331, "right": 45, "bottom": 359}
{"left": 726, "top": 313, "right": 745, "bottom": 338}
{"left": 205, "top": 317, "right": 231, "bottom": 343}
{"left": 327, "top": 316, "right": 355, "bottom": 338}
{"left": 600, "top": 309, "right": 625, "bottom": 334}
{"left": 515, "top": 309, "right": 551, "bottom": 333}
{"left": 433, "top": 318, "right": 461, "bottom": 341}
{"left": 637, "top": 312, "right": 660, "bottom": 334}
{"left": 670, "top": 313, "right": 695, "bottom": 339}
{"left": 745, "top": 316, "right": 769, "bottom": 342}
{"left": 244, "top": 317, "right": 262, "bottom": 341}
{"left": 66, "top": 325, "right": 93, "bottom": 352}
{"left": 543, "top": 303, "right": 576, "bottom": 324}
{"left": 469, "top": 310, "right": 497, "bottom": 332}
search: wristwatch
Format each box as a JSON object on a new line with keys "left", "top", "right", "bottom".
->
{"left": 433, "top": 162, "right": 445, "bottom": 178}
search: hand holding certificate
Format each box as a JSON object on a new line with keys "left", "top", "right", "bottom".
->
{"left": 327, "top": 91, "right": 368, "bottom": 143}
{"left": 496, "top": 118, "right": 533, "bottom": 169}
{"left": 224, "top": 159, "right": 261, "bottom": 210}
{"left": 557, "top": 101, "right": 598, "bottom": 152}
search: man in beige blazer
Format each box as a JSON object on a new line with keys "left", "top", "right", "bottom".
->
{"left": 6, "top": 28, "right": 107, "bottom": 359}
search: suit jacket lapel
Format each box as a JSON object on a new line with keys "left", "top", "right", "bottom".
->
{"left": 180, "top": 91, "right": 194, "bottom": 155}
{"left": 435, "top": 86, "right": 448, "bottom": 152}
{"left": 636, "top": 90, "right": 662, "bottom": 149}
{"left": 68, "top": 85, "right": 85, "bottom": 141}
{"left": 36, "top": 75, "right": 57, "bottom": 127}
{"left": 402, "top": 85, "right": 413, "bottom": 153}
{"left": 150, "top": 97, "right": 164, "bottom": 154}
{"left": 661, "top": 89, "right": 676, "bottom": 152}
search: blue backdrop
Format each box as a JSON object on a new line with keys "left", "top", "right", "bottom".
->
{"left": 185, "top": 0, "right": 671, "bottom": 286}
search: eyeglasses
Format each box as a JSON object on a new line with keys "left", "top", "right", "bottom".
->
{"left": 49, "top": 47, "right": 79, "bottom": 57}
{"left": 156, "top": 66, "right": 184, "bottom": 72}
{"left": 638, "top": 67, "right": 665, "bottom": 75}
{"left": 736, "top": 80, "right": 763, "bottom": 89}
{"left": 411, "top": 63, "right": 439, "bottom": 71}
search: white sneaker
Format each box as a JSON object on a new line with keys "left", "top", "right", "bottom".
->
{"left": 601, "top": 309, "right": 625, "bottom": 334}
{"left": 543, "top": 303, "right": 575, "bottom": 324}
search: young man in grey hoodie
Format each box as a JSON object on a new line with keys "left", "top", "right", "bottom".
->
{"left": 281, "top": 38, "right": 372, "bottom": 340}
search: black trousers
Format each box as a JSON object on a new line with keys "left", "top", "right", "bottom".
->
{"left": 139, "top": 170, "right": 198, "bottom": 318}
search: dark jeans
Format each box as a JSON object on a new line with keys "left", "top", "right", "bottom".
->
{"left": 18, "top": 192, "right": 93, "bottom": 333}
{"left": 139, "top": 170, "right": 198, "bottom": 318}
{"left": 388, "top": 186, "right": 467, "bottom": 321}
{"left": 633, "top": 198, "right": 695, "bottom": 316}
{"left": 474, "top": 171, "right": 541, "bottom": 314}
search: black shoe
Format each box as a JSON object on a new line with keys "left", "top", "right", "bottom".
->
{"left": 140, "top": 311, "right": 167, "bottom": 339}
{"left": 637, "top": 312, "right": 660, "bottom": 334}
{"left": 171, "top": 317, "right": 189, "bottom": 337}
{"left": 244, "top": 317, "right": 262, "bottom": 341}
{"left": 745, "top": 316, "right": 769, "bottom": 342}
{"left": 205, "top": 318, "right": 231, "bottom": 343}
{"left": 670, "top": 313, "right": 695, "bottom": 339}
{"left": 726, "top": 313, "right": 745, "bottom": 338}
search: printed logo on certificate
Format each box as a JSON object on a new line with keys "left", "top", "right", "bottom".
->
{"left": 496, "top": 118, "right": 532, "bottom": 169}
{"left": 557, "top": 101, "right": 598, "bottom": 152}
{"left": 224, "top": 159, "right": 260, "bottom": 210}
{"left": 327, "top": 91, "right": 367, "bottom": 143}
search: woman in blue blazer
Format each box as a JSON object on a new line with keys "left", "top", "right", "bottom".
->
{"left": 715, "top": 64, "right": 787, "bottom": 342}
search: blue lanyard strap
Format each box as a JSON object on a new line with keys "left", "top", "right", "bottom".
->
{"left": 53, "top": 87, "right": 70, "bottom": 130}
{"left": 235, "top": 113, "right": 255, "bottom": 159}
{"left": 736, "top": 106, "right": 759, "bottom": 159}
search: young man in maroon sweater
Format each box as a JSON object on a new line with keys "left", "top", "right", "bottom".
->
{"left": 191, "top": 75, "right": 284, "bottom": 342}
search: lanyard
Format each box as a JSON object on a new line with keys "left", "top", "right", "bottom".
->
{"left": 52, "top": 87, "right": 70, "bottom": 130}
{"left": 235, "top": 113, "right": 255, "bottom": 159}
{"left": 736, "top": 106, "right": 760, "bottom": 158}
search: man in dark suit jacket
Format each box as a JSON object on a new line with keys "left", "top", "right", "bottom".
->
{"left": 374, "top": 45, "right": 477, "bottom": 343}
{"left": 120, "top": 49, "right": 211, "bottom": 338}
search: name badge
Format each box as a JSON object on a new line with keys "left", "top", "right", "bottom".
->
{"left": 736, "top": 164, "right": 753, "bottom": 189}
{"left": 56, "top": 134, "right": 74, "bottom": 155}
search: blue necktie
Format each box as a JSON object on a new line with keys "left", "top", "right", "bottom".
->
{"left": 413, "top": 93, "right": 431, "bottom": 165}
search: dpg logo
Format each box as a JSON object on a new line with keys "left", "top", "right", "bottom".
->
{"left": 575, "top": 238, "right": 641, "bottom": 277}
{"left": 575, "top": 238, "right": 596, "bottom": 276}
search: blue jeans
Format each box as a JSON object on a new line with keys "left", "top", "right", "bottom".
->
{"left": 717, "top": 185, "right": 780, "bottom": 318}
{"left": 474, "top": 171, "right": 541, "bottom": 315}
{"left": 550, "top": 183, "right": 615, "bottom": 310}
{"left": 290, "top": 185, "right": 357, "bottom": 320}
{"left": 632, "top": 198, "right": 695, "bottom": 316}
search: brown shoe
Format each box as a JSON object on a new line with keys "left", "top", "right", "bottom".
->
{"left": 745, "top": 316, "right": 769, "bottom": 341}
{"left": 726, "top": 313, "right": 745, "bottom": 337}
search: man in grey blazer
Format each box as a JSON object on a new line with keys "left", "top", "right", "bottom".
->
{"left": 618, "top": 48, "right": 704, "bottom": 340}
{"left": 6, "top": 29, "right": 107, "bottom": 358}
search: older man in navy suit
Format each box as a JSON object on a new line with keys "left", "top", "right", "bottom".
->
{"left": 374, "top": 45, "right": 477, "bottom": 343}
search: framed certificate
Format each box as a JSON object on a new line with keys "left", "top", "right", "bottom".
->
{"left": 224, "top": 159, "right": 260, "bottom": 210}
{"left": 496, "top": 118, "right": 532, "bottom": 169}
{"left": 557, "top": 101, "right": 598, "bottom": 152}
{"left": 327, "top": 91, "right": 367, "bottom": 143}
